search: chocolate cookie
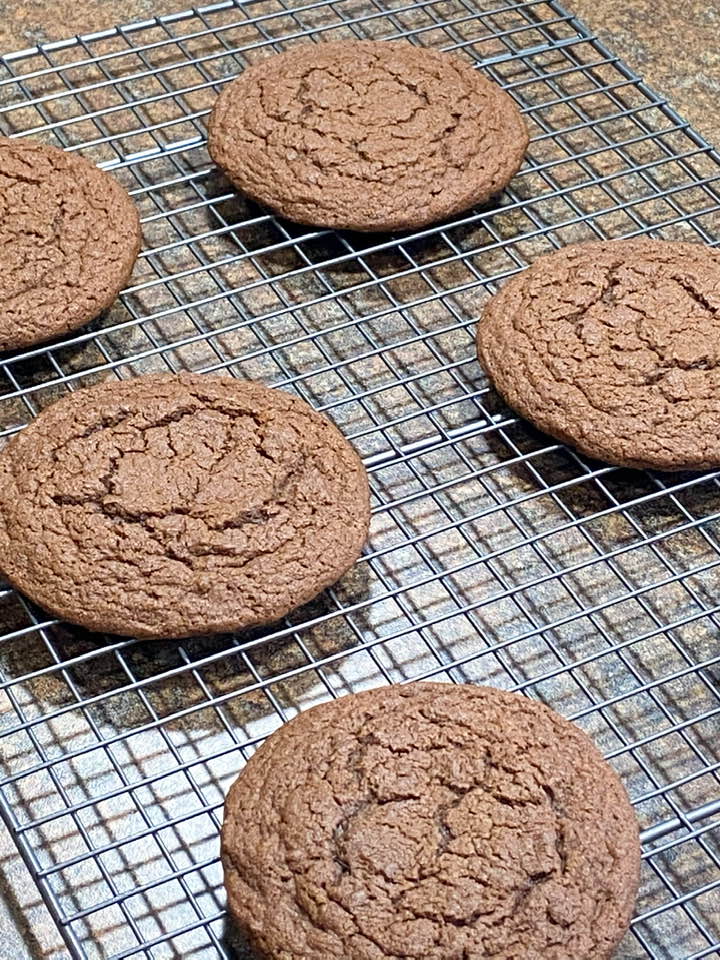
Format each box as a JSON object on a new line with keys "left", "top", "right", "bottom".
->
{"left": 222, "top": 682, "right": 640, "bottom": 960}
{"left": 0, "top": 137, "right": 141, "bottom": 351}
{"left": 0, "top": 373, "right": 369, "bottom": 638}
{"left": 207, "top": 41, "right": 528, "bottom": 232}
{"left": 477, "top": 238, "right": 720, "bottom": 470}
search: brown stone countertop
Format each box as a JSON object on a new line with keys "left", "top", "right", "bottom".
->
{"left": 0, "top": 0, "right": 717, "bottom": 958}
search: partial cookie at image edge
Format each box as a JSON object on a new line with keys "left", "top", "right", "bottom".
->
{"left": 477, "top": 238, "right": 720, "bottom": 471}
{"left": 222, "top": 682, "right": 641, "bottom": 960}
{"left": 0, "top": 137, "right": 141, "bottom": 351}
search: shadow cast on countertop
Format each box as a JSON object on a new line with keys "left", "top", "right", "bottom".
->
{"left": 0, "top": 559, "right": 373, "bottom": 739}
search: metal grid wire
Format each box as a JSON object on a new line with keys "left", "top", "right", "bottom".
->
{"left": 0, "top": 0, "right": 719, "bottom": 957}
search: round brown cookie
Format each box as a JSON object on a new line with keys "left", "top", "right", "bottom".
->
{"left": 477, "top": 238, "right": 720, "bottom": 470}
{"left": 222, "top": 682, "right": 640, "bottom": 960}
{"left": 0, "top": 137, "right": 141, "bottom": 352}
{"left": 207, "top": 41, "right": 528, "bottom": 232}
{"left": 0, "top": 373, "right": 369, "bottom": 638}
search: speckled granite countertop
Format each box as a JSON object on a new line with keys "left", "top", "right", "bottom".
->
{"left": 0, "top": 1, "right": 718, "bottom": 958}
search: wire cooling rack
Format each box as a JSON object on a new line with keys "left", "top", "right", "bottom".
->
{"left": 0, "top": 0, "right": 719, "bottom": 957}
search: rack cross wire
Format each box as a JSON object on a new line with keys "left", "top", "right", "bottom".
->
{"left": 0, "top": 1, "right": 719, "bottom": 958}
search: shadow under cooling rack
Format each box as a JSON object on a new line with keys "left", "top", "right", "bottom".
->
{"left": 0, "top": 1, "right": 719, "bottom": 959}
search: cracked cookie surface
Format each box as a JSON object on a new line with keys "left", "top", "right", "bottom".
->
{"left": 222, "top": 682, "right": 640, "bottom": 960}
{"left": 0, "top": 137, "right": 141, "bottom": 351}
{"left": 0, "top": 373, "right": 370, "bottom": 638}
{"left": 207, "top": 41, "right": 528, "bottom": 232}
{"left": 477, "top": 238, "right": 720, "bottom": 470}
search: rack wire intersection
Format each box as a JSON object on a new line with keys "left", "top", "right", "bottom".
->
{"left": 0, "top": 0, "right": 719, "bottom": 958}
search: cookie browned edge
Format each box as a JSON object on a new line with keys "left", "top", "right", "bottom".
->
{"left": 207, "top": 41, "right": 528, "bottom": 233}
{"left": 221, "top": 682, "right": 640, "bottom": 960}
